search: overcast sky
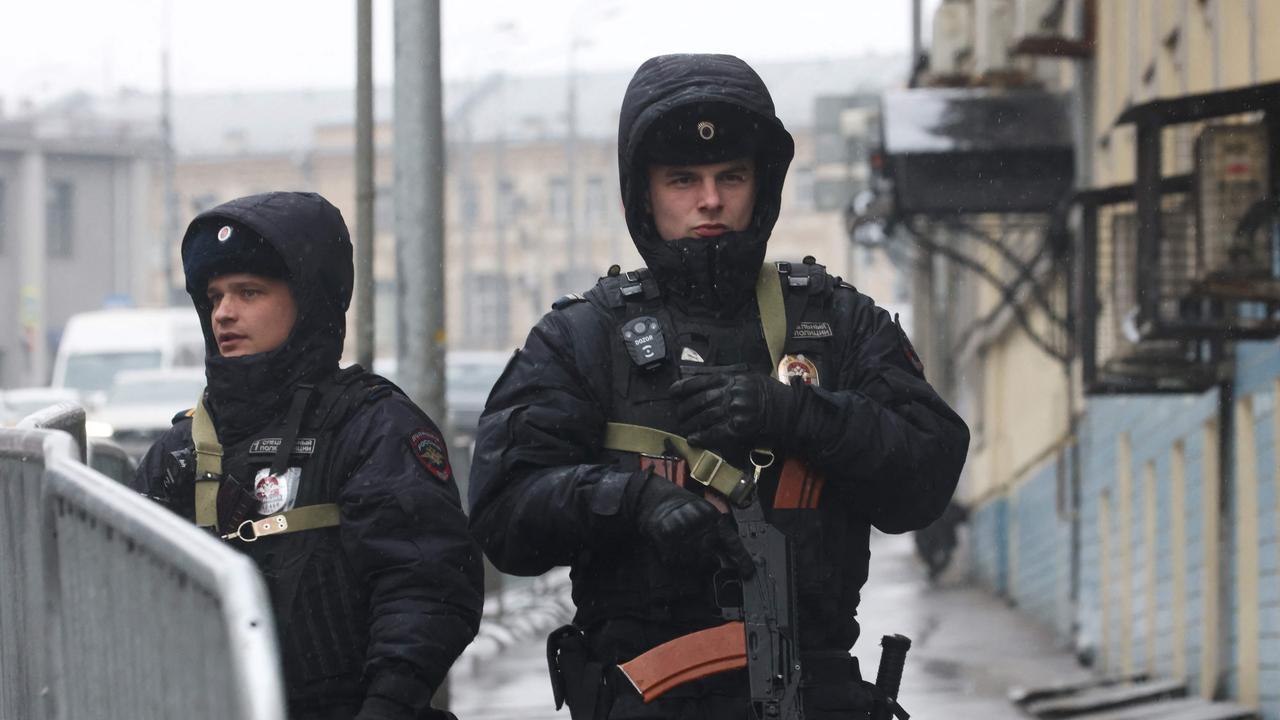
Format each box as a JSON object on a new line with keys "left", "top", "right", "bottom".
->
{"left": 0, "top": 0, "right": 938, "bottom": 108}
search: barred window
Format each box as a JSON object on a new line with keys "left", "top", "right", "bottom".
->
{"left": 46, "top": 180, "right": 74, "bottom": 258}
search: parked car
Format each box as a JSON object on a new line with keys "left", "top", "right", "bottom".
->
{"left": 445, "top": 351, "right": 512, "bottom": 435}
{"left": 0, "top": 386, "right": 82, "bottom": 427}
{"left": 372, "top": 351, "right": 511, "bottom": 435}
{"left": 86, "top": 368, "right": 206, "bottom": 459}
{"left": 52, "top": 307, "right": 204, "bottom": 406}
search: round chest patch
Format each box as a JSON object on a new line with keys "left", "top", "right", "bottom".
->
{"left": 777, "top": 354, "right": 820, "bottom": 386}
{"left": 217, "top": 225, "right": 233, "bottom": 242}
{"left": 254, "top": 466, "right": 301, "bottom": 515}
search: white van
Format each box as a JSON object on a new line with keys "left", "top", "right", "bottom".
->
{"left": 51, "top": 308, "right": 206, "bottom": 398}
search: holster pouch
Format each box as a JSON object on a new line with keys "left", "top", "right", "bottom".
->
{"left": 801, "top": 653, "right": 878, "bottom": 716}
{"left": 161, "top": 447, "right": 196, "bottom": 508}
{"left": 215, "top": 474, "right": 259, "bottom": 534}
{"left": 547, "top": 624, "right": 614, "bottom": 720}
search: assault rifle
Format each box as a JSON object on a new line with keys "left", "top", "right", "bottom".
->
{"left": 618, "top": 454, "right": 912, "bottom": 719}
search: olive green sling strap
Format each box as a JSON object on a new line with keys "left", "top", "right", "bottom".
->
{"left": 190, "top": 393, "right": 340, "bottom": 541}
{"left": 601, "top": 264, "right": 789, "bottom": 506}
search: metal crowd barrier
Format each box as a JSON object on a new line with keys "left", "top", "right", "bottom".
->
{"left": 86, "top": 438, "right": 137, "bottom": 486}
{"left": 0, "top": 415, "right": 285, "bottom": 719}
{"left": 17, "top": 401, "right": 87, "bottom": 463}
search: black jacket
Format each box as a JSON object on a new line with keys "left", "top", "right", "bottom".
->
{"left": 135, "top": 192, "right": 482, "bottom": 718}
{"left": 469, "top": 55, "right": 968, "bottom": 673}
{"left": 135, "top": 381, "right": 483, "bottom": 712}
{"left": 468, "top": 267, "right": 968, "bottom": 652}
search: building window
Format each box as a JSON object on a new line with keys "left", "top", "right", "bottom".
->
{"left": 584, "top": 176, "right": 606, "bottom": 225}
{"left": 792, "top": 166, "right": 815, "bottom": 211}
{"left": 46, "top": 180, "right": 74, "bottom": 258}
{"left": 496, "top": 177, "right": 517, "bottom": 223}
{"left": 894, "top": 264, "right": 910, "bottom": 303}
{"left": 464, "top": 272, "right": 510, "bottom": 347}
{"left": 459, "top": 180, "right": 480, "bottom": 224}
{"left": 0, "top": 179, "right": 7, "bottom": 254}
{"left": 548, "top": 176, "right": 569, "bottom": 224}
{"left": 375, "top": 185, "right": 395, "bottom": 228}
{"left": 190, "top": 193, "right": 219, "bottom": 214}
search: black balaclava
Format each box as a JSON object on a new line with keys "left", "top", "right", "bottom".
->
{"left": 181, "top": 192, "right": 353, "bottom": 445}
{"left": 617, "top": 54, "right": 795, "bottom": 316}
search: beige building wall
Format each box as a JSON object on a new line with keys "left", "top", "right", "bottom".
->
{"left": 941, "top": 0, "right": 1280, "bottom": 501}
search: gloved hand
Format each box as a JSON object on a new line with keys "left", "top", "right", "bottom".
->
{"left": 670, "top": 373, "right": 800, "bottom": 459}
{"left": 357, "top": 673, "right": 456, "bottom": 720}
{"left": 355, "top": 694, "right": 416, "bottom": 720}
{"left": 627, "top": 472, "right": 755, "bottom": 578}
{"left": 356, "top": 696, "right": 458, "bottom": 720}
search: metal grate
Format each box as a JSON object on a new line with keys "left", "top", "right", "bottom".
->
{"left": 1085, "top": 195, "right": 1220, "bottom": 395}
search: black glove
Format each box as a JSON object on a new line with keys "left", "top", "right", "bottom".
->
{"left": 358, "top": 672, "right": 450, "bottom": 720}
{"left": 355, "top": 695, "right": 415, "bottom": 720}
{"left": 670, "top": 373, "right": 800, "bottom": 459}
{"left": 626, "top": 472, "right": 755, "bottom": 578}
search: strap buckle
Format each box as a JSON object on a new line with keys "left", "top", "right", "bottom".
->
{"left": 688, "top": 453, "right": 724, "bottom": 488}
{"left": 222, "top": 514, "right": 289, "bottom": 543}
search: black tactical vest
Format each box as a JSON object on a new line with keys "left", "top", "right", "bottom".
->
{"left": 195, "top": 367, "right": 399, "bottom": 698}
{"left": 567, "top": 261, "right": 865, "bottom": 652}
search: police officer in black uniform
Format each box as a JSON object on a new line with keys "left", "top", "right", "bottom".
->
{"left": 134, "top": 192, "right": 484, "bottom": 720}
{"left": 467, "top": 54, "right": 970, "bottom": 719}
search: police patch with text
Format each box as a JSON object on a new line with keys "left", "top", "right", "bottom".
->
{"left": 792, "top": 321, "right": 833, "bottom": 339}
{"left": 249, "top": 437, "right": 317, "bottom": 456}
{"left": 408, "top": 428, "right": 452, "bottom": 482}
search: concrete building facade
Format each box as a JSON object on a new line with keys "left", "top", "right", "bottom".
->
{"left": 0, "top": 118, "right": 158, "bottom": 389}
{"left": 898, "top": 1, "right": 1280, "bottom": 714}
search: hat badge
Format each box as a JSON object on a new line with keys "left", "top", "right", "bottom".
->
{"left": 696, "top": 121, "right": 716, "bottom": 141}
{"left": 217, "top": 225, "right": 233, "bottom": 243}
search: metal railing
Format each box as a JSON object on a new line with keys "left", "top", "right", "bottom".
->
{"left": 17, "top": 401, "right": 86, "bottom": 463}
{"left": 87, "top": 438, "right": 137, "bottom": 486}
{"left": 0, "top": 416, "right": 285, "bottom": 719}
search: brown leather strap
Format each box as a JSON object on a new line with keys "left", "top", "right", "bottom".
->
{"left": 616, "top": 622, "right": 746, "bottom": 703}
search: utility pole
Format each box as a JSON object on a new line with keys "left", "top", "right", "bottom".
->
{"left": 355, "top": 0, "right": 375, "bottom": 368}
{"left": 394, "top": 2, "right": 447, "bottom": 703}
{"left": 19, "top": 148, "right": 47, "bottom": 385}
{"left": 564, "top": 40, "right": 580, "bottom": 282}
{"left": 393, "top": 1, "right": 447, "bottom": 434}
{"left": 160, "top": 45, "right": 179, "bottom": 305}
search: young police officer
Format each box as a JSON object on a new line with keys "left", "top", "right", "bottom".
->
{"left": 468, "top": 55, "right": 970, "bottom": 719}
{"left": 134, "top": 192, "right": 483, "bottom": 720}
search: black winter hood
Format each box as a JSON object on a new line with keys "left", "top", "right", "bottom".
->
{"left": 618, "top": 54, "right": 795, "bottom": 315}
{"left": 181, "top": 192, "right": 353, "bottom": 443}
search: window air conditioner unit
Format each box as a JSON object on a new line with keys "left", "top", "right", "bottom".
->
{"left": 974, "top": 0, "right": 1016, "bottom": 77}
{"left": 1108, "top": 206, "right": 1200, "bottom": 359}
{"left": 1013, "top": 0, "right": 1059, "bottom": 41}
{"left": 930, "top": 1, "right": 973, "bottom": 78}
{"left": 1193, "top": 122, "right": 1276, "bottom": 298}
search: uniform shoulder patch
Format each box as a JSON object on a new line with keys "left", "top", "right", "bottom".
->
{"left": 552, "top": 293, "right": 586, "bottom": 311}
{"left": 894, "top": 313, "right": 925, "bottom": 375}
{"left": 408, "top": 427, "right": 452, "bottom": 482}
